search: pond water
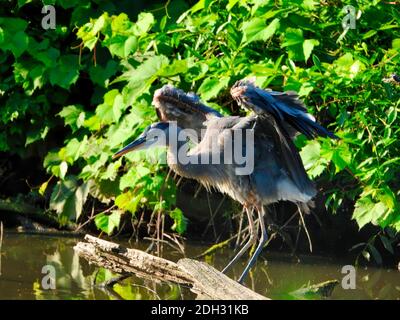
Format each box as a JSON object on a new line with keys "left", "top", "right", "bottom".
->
{"left": 0, "top": 232, "right": 399, "bottom": 300}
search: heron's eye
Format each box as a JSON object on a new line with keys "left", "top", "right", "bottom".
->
{"left": 148, "top": 134, "right": 157, "bottom": 141}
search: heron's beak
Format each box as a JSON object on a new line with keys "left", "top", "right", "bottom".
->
{"left": 112, "top": 136, "right": 146, "bottom": 159}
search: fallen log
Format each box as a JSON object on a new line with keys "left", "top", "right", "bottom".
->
{"left": 74, "top": 234, "right": 268, "bottom": 300}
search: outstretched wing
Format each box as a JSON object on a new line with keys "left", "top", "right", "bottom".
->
{"left": 231, "top": 79, "right": 337, "bottom": 139}
{"left": 232, "top": 114, "right": 316, "bottom": 202}
{"left": 153, "top": 85, "right": 222, "bottom": 139}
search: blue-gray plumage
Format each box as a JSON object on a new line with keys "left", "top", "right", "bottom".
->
{"left": 231, "top": 79, "right": 338, "bottom": 140}
{"left": 113, "top": 84, "right": 336, "bottom": 283}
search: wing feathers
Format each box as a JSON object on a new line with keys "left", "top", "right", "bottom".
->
{"left": 231, "top": 80, "right": 338, "bottom": 139}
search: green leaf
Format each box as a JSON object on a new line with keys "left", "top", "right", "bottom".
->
{"left": 0, "top": 17, "right": 28, "bottom": 33}
{"left": 353, "top": 196, "right": 389, "bottom": 230}
{"left": 62, "top": 137, "right": 87, "bottom": 164}
{"left": 39, "top": 180, "right": 49, "bottom": 196}
{"left": 367, "top": 243, "right": 382, "bottom": 265}
{"left": 331, "top": 143, "right": 351, "bottom": 173}
{"left": 227, "top": 0, "right": 239, "bottom": 10}
{"left": 392, "top": 38, "right": 400, "bottom": 49}
{"left": 119, "top": 55, "right": 169, "bottom": 105}
{"left": 282, "top": 28, "right": 304, "bottom": 47}
{"left": 158, "top": 59, "right": 188, "bottom": 77}
{"left": 119, "top": 166, "right": 151, "bottom": 191}
{"left": 89, "top": 60, "right": 119, "bottom": 87}
{"left": 25, "top": 126, "right": 49, "bottom": 146}
{"left": 96, "top": 89, "right": 122, "bottom": 125}
{"left": 168, "top": 207, "right": 188, "bottom": 234}
{"left": 363, "top": 30, "right": 377, "bottom": 39}
{"left": 334, "top": 53, "right": 365, "bottom": 79}
{"left": 124, "top": 36, "right": 138, "bottom": 57}
{"left": 75, "top": 181, "right": 90, "bottom": 220}
{"left": 99, "top": 160, "right": 121, "bottom": 181}
{"left": 380, "top": 235, "right": 394, "bottom": 254}
{"left": 353, "top": 197, "right": 374, "bottom": 229}
{"left": 106, "top": 35, "right": 138, "bottom": 58}
{"left": 115, "top": 191, "right": 142, "bottom": 214}
{"left": 133, "top": 12, "right": 155, "bottom": 36}
{"left": 60, "top": 161, "right": 68, "bottom": 179}
{"left": 242, "top": 18, "right": 279, "bottom": 44}
{"left": 281, "top": 28, "right": 305, "bottom": 61}
{"left": 49, "top": 55, "right": 80, "bottom": 89}
{"left": 58, "top": 105, "right": 85, "bottom": 132}
{"left": 94, "top": 210, "right": 122, "bottom": 235}
{"left": 303, "top": 39, "right": 319, "bottom": 62}
{"left": 198, "top": 76, "right": 230, "bottom": 101}
{"left": 18, "top": 0, "right": 33, "bottom": 7}
{"left": 312, "top": 54, "right": 321, "bottom": 69}
{"left": 50, "top": 177, "right": 86, "bottom": 224}
{"left": 300, "top": 141, "right": 329, "bottom": 178}
{"left": 9, "top": 31, "right": 29, "bottom": 58}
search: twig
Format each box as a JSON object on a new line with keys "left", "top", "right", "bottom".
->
{"left": 234, "top": 207, "right": 245, "bottom": 249}
{"left": 202, "top": 195, "right": 226, "bottom": 238}
{"left": 75, "top": 202, "right": 102, "bottom": 232}
{"left": 194, "top": 184, "right": 203, "bottom": 198}
{"left": 162, "top": 233, "right": 185, "bottom": 256}
{"left": 292, "top": 220, "right": 302, "bottom": 255}
{"left": 135, "top": 210, "right": 146, "bottom": 243}
{"left": 195, "top": 225, "right": 251, "bottom": 259}
{"left": 156, "top": 209, "right": 162, "bottom": 256}
{"left": 143, "top": 237, "right": 183, "bottom": 254}
{"left": 297, "top": 205, "right": 313, "bottom": 253}
{"left": 96, "top": 273, "right": 131, "bottom": 289}
{"left": 131, "top": 283, "right": 162, "bottom": 300}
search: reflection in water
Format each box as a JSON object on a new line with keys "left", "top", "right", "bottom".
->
{"left": 0, "top": 233, "right": 399, "bottom": 300}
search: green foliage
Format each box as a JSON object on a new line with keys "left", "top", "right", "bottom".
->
{"left": 169, "top": 208, "right": 188, "bottom": 235}
{"left": 2, "top": 0, "right": 400, "bottom": 240}
{"left": 94, "top": 210, "right": 122, "bottom": 235}
{"left": 49, "top": 177, "right": 90, "bottom": 224}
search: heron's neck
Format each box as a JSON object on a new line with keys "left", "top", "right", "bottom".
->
{"left": 166, "top": 139, "right": 217, "bottom": 189}
{"left": 166, "top": 139, "right": 198, "bottom": 178}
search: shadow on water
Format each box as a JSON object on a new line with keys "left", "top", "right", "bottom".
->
{"left": 0, "top": 232, "right": 399, "bottom": 300}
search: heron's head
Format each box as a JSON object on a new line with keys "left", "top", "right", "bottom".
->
{"left": 112, "top": 122, "right": 172, "bottom": 159}
{"left": 230, "top": 78, "right": 257, "bottom": 106}
{"left": 152, "top": 85, "right": 202, "bottom": 119}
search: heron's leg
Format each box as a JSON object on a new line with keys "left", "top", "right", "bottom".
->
{"left": 238, "top": 206, "right": 268, "bottom": 284}
{"left": 222, "top": 207, "right": 256, "bottom": 274}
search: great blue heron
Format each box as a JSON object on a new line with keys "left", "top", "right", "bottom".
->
{"left": 113, "top": 83, "right": 336, "bottom": 283}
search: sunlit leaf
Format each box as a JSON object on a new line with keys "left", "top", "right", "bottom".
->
{"left": 168, "top": 207, "right": 188, "bottom": 234}
{"left": 94, "top": 210, "right": 122, "bottom": 235}
{"left": 242, "top": 18, "right": 279, "bottom": 44}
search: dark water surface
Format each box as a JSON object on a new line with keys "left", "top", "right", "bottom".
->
{"left": 0, "top": 232, "right": 399, "bottom": 300}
